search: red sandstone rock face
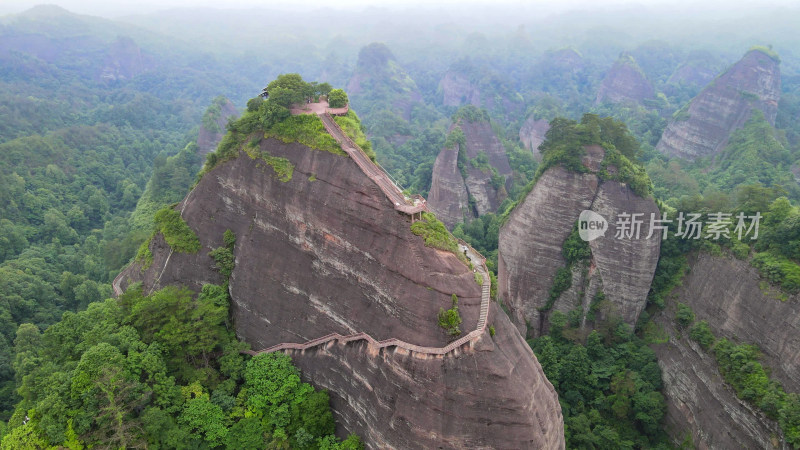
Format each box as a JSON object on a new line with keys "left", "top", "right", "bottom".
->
{"left": 651, "top": 252, "right": 800, "bottom": 448}
{"left": 116, "top": 137, "right": 565, "bottom": 448}
{"left": 428, "top": 119, "right": 512, "bottom": 228}
{"left": 519, "top": 117, "right": 550, "bottom": 160}
{"left": 498, "top": 147, "right": 660, "bottom": 337}
{"left": 196, "top": 98, "right": 237, "bottom": 157}
{"left": 668, "top": 252, "right": 800, "bottom": 394}
{"left": 656, "top": 49, "right": 781, "bottom": 160}
{"left": 595, "top": 53, "right": 655, "bottom": 105}
{"left": 290, "top": 303, "right": 564, "bottom": 449}
{"left": 428, "top": 145, "right": 470, "bottom": 228}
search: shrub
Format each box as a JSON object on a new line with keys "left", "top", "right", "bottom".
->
{"left": 541, "top": 266, "right": 572, "bottom": 312}
{"left": 135, "top": 234, "right": 154, "bottom": 269}
{"left": 334, "top": 111, "right": 376, "bottom": 161}
{"left": 266, "top": 114, "right": 342, "bottom": 155}
{"left": 223, "top": 229, "right": 236, "bottom": 249}
{"left": 563, "top": 225, "right": 591, "bottom": 264}
{"left": 675, "top": 303, "right": 695, "bottom": 329}
{"left": 209, "top": 247, "right": 234, "bottom": 278}
{"left": 327, "top": 89, "right": 348, "bottom": 108}
{"left": 411, "top": 212, "right": 461, "bottom": 257}
{"left": 153, "top": 207, "right": 201, "bottom": 253}
{"left": 438, "top": 294, "right": 462, "bottom": 336}
{"left": 489, "top": 325, "right": 495, "bottom": 337}
{"left": 731, "top": 240, "right": 750, "bottom": 260}
{"left": 752, "top": 252, "right": 800, "bottom": 293}
{"left": 689, "top": 321, "right": 715, "bottom": 350}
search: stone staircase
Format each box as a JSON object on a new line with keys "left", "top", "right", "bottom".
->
{"left": 244, "top": 115, "right": 492, "bottom": 358}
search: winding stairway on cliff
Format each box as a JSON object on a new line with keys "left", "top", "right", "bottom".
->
{"left": 245, "top": 109, "right": 492, "bottom": 357}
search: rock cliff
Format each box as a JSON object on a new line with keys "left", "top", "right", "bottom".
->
{"left": 196, "top": 97, "right": 238, "bottom": 157}
{"left": 667, "top": 252, "right": 800, "bottom": 392}
{"left": 656, "top": 48, "right": 781, "bottom": 160}
{"left": 428, "top": 111, "right": 512, "bottom": 227}
{"left": 519, "top": 117, "right": 550, "bottom": 160}
{"left": 116, "top": 135, "right": 564, "bottom": 448}
{"left": 651, "top": 252, "right": 799, "bottom": 448}
{"left": 498, "top": 146, "right": 661, "bottom": 337}
{"left": 595, "top": 52, "right": 655, "bottom": 105}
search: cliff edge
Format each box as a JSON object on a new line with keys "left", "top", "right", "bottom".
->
{"left": 116, "top": 124, "right": 565, "bottom": 448}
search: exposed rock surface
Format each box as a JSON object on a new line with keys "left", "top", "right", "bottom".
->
{"left": 519, "top": 117, "right": 550, "bottom": 160}
{"left": 670, "top": 252, "right": 800, "bottom": 393}
{"left": 656, "top": 49, "right": 781, "bottom": 160}
{"left": 428, "top": 118, "right": 512, "bottom": 227}
{"left": 427, "top": 144, "right": 470, "bottom": 229}
{"left": 291, "top": 303, "right": 564, "bottom": 449}
{"left": 116, "top": 137, "right": 565, "bottom": 448}
{"left": 595, "top": 52, "right": 655, "bottom": 105}
{"left": 498, "top": 147, "right": 660, "bottom": 337}
{"left": 196, "top": 98, "right": 238, "bottom": 157}
{"left": 652, "top": 267, "right": 789, "bottom": 449}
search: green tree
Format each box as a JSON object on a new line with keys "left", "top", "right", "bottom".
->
{"left": 328, "top": 89, "right": 349, "bottom": 108}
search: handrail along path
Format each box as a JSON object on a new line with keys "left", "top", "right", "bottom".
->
{"left": 245, "top": 108, "right": 491, "bottom": 357}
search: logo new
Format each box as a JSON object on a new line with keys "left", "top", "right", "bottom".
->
{"left": 578, "top": 210, "right": 608, "bottom": 242}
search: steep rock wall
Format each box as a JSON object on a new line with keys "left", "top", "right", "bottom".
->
{"left": 652, "top": 263, "right": 792, "bottom": 449}
{"left": 519, "top": 117, "right": 550, "bottom": 160}
{"left": 196, "top": 98, "right": 238, "bottom": 156}
{"left": 427, "top": 145, "right": 470, "bottom": 228}
{"left": 117, "top": 137, "right": 565, "bottom": 448}
{"left": 439, "top": 71, "right": 482, "bottom": 107}
{"left": 656, "top": 49, "right": 781, "bottom": 160}
{"left": 670, "top": 252, "right": 800, "bottom": 392}
{"left": 653, "top": 309, "right": 785, "bottom": 449}
{"left": 291, "top": 303, "right": 564, "bottom": 449}
{"left": 595, "top": 53, "right": 655, "bottom": 105}
{"left": 428, "top": 119, "right": 511, "bottom": 228}
{"left": 498, "top": 147, "right": 660, "bottom": 336}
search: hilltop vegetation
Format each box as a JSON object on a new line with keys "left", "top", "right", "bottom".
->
{"left": 201, "top": 74, "right": 350, "bottom": 176}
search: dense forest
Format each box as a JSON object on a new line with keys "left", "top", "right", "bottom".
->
{"left": 2, "top": 2, "right": 800, "bottom": 448}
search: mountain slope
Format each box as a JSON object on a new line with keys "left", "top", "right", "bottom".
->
{"left": 656, "top": 48, "right": 781, "bottom": 160}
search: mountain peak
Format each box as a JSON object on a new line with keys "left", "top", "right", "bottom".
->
{"left": 656, "top": 47, "right": 781, "bottom": 160}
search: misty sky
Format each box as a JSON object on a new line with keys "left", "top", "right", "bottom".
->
{"left": 3, "top": 0, "right": 799, "bottom": 19}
